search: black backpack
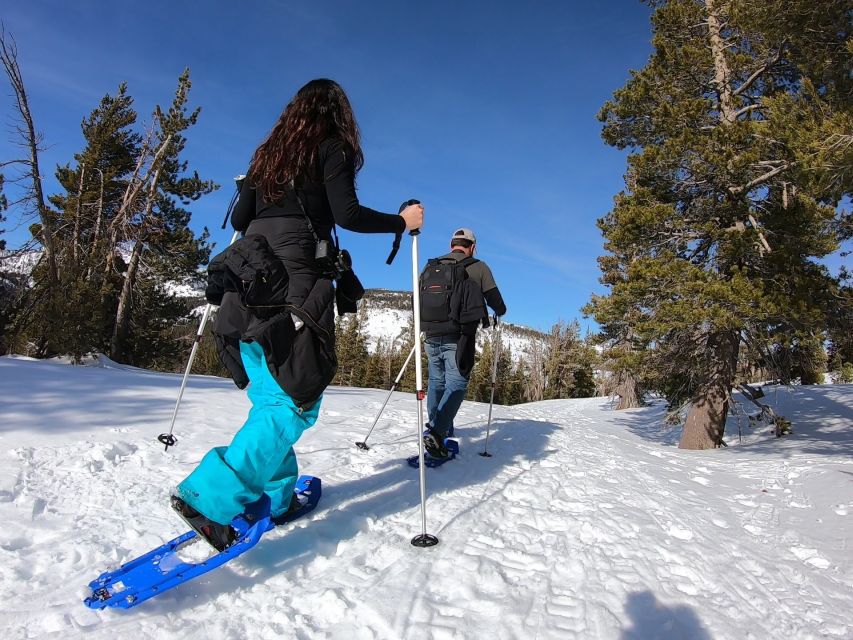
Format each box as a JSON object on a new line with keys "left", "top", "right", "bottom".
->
{"left": 419, "top": 256, "right": 486, "bottom": 334}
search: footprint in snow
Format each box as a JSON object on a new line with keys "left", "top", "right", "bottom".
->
{"left": 790, "top": 546, "right": 830, "bottom": 570}
{"left": 666, "top": 524, "right": 694, "bottom": 541}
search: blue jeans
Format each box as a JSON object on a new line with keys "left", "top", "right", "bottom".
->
{"left": 426, "top": 336, "right": 470, "bottom": 440}
{"left": 177, "top": 341, "right": 321, "bottom": 524}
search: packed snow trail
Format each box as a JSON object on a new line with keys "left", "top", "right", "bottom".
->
{"left": 0, "top": 355, "right": 851, "bottom": 639}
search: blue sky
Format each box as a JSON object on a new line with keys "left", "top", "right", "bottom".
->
{"left": 2, "top": 1, "right": 658, "bottom": 332}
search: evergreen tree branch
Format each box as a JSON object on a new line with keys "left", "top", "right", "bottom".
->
{"left": 733, "top": 41, "right": 787, "bottom": 98}
{"left": 728, "top": 162, "right": 792, "bottom": 195}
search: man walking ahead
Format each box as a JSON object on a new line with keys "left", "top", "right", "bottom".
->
{"left": 419, "top": 228, "right": 506, "bottom": 459}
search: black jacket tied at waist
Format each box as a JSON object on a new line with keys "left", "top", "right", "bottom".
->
{"left": 207, "top": 230, "right": 336, "bottom": 411}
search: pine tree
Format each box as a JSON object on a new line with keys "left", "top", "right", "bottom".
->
{"left": 504, "top": 357, "right": 529, "bottom": 405}
{"left": 541, "top": 320, "right": 591, "bottom": 400}
{"left": 827, "top": 283, "right": 853, "bottom": 368}
{"left": 588, "top": 0, "right": 850, "bottom": 448}
{"left": 391, "top": 314, "right": 417, "bottom": 393}
{"left": 334, "top": 306, "right": 370, "bottom": 387}
{"left": 109, "top": 70, "right": 216, "bottom": 364}
{"left": 29, "top": 85, "right": 142, "bottom": 360}
{"left": 467, "top": 338, "right": 492, "bottom": 402}
{"left": 362, "top": 340, "right": 386, "bottom": 390}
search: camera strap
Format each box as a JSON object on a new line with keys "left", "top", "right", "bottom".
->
{"left": 291, "top": 181, "right": 339, "bottom": 250}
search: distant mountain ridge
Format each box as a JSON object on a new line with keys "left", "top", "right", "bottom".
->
{"left": 355, "top": 288, "right": 545, "bottom": 357}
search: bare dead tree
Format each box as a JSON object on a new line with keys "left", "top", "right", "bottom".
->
{"left": 0, "top": 26, "right": 57, "bottom": 283}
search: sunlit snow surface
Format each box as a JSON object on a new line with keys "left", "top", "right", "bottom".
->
{"left": 0, "top": 355, "right": 851, "bottom": 639}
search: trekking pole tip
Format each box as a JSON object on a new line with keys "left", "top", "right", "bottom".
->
{"left": 411, "top": 533, "right": 439, "bottom": 548}
{"left": 158, "top": 433, "right": 177, "bottom": 452}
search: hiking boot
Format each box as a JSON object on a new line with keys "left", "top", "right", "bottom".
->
{"left": 170, "top": 495, "right": 238, "bottom": 552}
{"left": 423, "top": 430, "right": 450, "bottom": 459}
{"left": 271, "top": 492, "right": 306, "bottom": 526}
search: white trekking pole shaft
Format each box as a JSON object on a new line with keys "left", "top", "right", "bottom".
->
{"left": 480, "top": 315, "right": 501, "bottom": 457}
{"left": 158, "top": 229, "right": 241, "bottom": 452}
{"left": 355, "top": 344, "right": 416, "bottom": 450}
{"left": 409, "top": 229, "right": 438, "bottom": 547}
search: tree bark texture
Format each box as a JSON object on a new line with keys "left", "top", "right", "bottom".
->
{"left": 110, "top": 167, "right": 161, "bottom": 361}
{"left": 72, "top": 164, "right": 85, "bottom": 263}
{"left": 109, "top": 237, "right": 142, "bottom": 361}
{"left": 615, "top": 369, "right": 642, "bottom": 410}
{"left": 705, "top": 0, "right": 738, "bottom": 124}
{"left": 679, "top": 330, "right": 740, "bottom": 449}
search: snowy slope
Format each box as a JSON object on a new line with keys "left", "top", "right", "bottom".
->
{"left": 0, "top": 356, "right": 851, "bottom": 639}
{"left": 0, "top": 249, "right": 42, "bottom": 279}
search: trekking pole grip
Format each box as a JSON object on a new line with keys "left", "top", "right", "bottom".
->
{"left": 400, "top": 198, "right": 421, "bottom": 237}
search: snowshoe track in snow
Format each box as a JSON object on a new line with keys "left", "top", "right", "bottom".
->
{"left": 0, "top": 357, "right": 851, "bottom": 638}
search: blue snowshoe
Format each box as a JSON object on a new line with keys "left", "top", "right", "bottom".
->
{"left": 84, "top": 475, "right": 321, "bottom": 610}
{"left": 407, "top": 436, "right": 459, "bottom": 468}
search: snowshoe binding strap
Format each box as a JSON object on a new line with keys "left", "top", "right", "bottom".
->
{"left": 423, "top": 431, "right": 450, "bottom": 459}
{"left": 170, "top": 496, "right": 237, "bottom": 552}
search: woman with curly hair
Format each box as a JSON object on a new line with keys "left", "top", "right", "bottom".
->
{"left": 172, "top": 79, "right": 423, "bottom": 550}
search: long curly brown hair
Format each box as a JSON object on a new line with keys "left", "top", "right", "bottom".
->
{"left": 249, "top": 78, "right": 364, "bottom": 203}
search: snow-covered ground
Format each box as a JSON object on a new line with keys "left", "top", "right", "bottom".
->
{"left": 0, "top": 355, "right": 851, "bottom": 639}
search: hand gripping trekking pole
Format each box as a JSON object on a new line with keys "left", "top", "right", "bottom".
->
{"left": 479, "top": 315, "right": 502, "bottom": 457}
{"left": 158, "top": 176, "right": 245, "bottom": 452}
{"left": 409, "top": 226, "right": 438, "bottom": 548}
{"left": 355, "top": 344, "right": 416, "bottom": 451}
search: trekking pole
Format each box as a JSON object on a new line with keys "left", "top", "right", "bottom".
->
{"left": 408, "top": 223, "right": 438, "bottom": 548}
{"left": 355, "top": 344, "right": 417, "bottom": 451}
{"left": 158, "top": 176, "right": 245, "bottom": 452}
{"left": 479, "top": 315, "right": 501, "bottom": 458}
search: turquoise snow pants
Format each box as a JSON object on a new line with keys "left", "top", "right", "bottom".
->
{"left": 177, "top": 341, "right": 321, "bottom": 525}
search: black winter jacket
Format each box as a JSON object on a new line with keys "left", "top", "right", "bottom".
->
{"left": 213, "top": 138, "right": 405, "bottom": 408}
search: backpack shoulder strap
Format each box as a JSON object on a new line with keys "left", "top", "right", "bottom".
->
{"left": 459, "top": 256, "right": 479, "bottom": 267}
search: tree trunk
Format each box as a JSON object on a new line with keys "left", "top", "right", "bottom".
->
{"left": 109, "top": 166, "right": 161, "bottom": 361}
{"left": 104, "top": 134, "right": 170, "bottom": 277}
{"left": 91, "top": 168, "right": 105, "bottom": 251}
{"left": 86, "top": 169, "right": 105, "bottom": 281}
{"left": 705, "top": 0, "right": 738, "bottom": 124}
{"left": 0, "top": 33, "right": 58, "bottom": 283}
{"left": 110, "top": 236, "right": 143, "bottom": 361}
{"left": 615, "top": 369, "right": 642, "bottom": 410}
{"left": 679, "top": 330, "right": 740, "bottom": 449}
{"left": 72, "top": 163, "right": 85, "bottom": 264}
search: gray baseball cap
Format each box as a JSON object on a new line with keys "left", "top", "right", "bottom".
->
{"left": 451, "top": 227, "right": 476, "bottom": 243}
